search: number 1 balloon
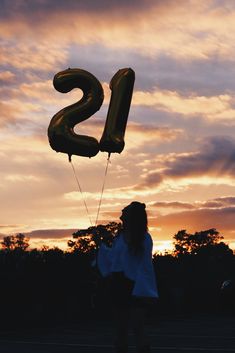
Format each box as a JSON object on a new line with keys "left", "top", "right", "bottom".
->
{"left": 48, "top": 67, "right": 135, "bottom": 159}
{"left": 100, "top": 68, "right": 135, "bottom": 154}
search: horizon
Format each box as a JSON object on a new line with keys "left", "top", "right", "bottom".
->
{"left": 1, "top": 225, "right": 235, "bottom": 254}
{"left": 1, "top": 1, "right": 235, "bottom": 251}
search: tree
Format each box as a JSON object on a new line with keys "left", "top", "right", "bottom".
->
{"left": 1, "top": 235, "right": 15, "bottom": 251}
{"left": 68, "top": 222, "right": 122, "bottom": 253}
{"left": 68, "top": 237, "right": 95, "bottom": 253}
{"left": 1, "top": 233, "right": 30, "bottom": 251}
{"left": 195, "top": 241, "right": 233, "bottom": 258}
{"left": 14, "top": 233, "right": 30, "bottom": 251}
{"left": 173, "top": 228, "right": 224, "bottom": 256}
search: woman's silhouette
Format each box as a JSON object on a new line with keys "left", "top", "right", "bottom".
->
{"left": 97, "top": 201, "right": 158, "bottom": 353}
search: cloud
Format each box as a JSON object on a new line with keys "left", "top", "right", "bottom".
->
{"left": 0, "top": 0, "right": 177, "bottom": 18}
{"left": 5, "top": 174, "right": 41, "bottom": 182}
{"left": 1, "top": 0, "right": 235, "bottom": 251}
{"left": 0, "top": 70, "right": 16, "bottom": 83}
{"left": 196, "top": 196, "right": 235, "bottom": 209}
{"left": 127, "top": 123, "right": 182, "bottom": 139}
{"left": 1, "top": 0, "right": 235, "bottom": 63}
{"left": 0, "top": 224, "right": 22, "bottom": 229}
{"left": 0, "top": 228, "right": 76, "bottom": 250}
{"left": 77, "top": 121, "right": 182, "bottom": 151}
{"left": 26, "top": 228, "right": 76, "bottom": 239}
{"left": 64, "top": 183, "right": 160, "bottom": 203}
{"left": 151, "top": 201, "right": 196, "bottom": 210}
{"left": 133, "top": 54, "right": 235, "bottom": 96}
{"left": 1, "top": 39, "right": 68, "bottom": 71}
{"left": 153, "top": 206, "right": 235, "bottom": 240}
{"left": 133, "top": 89, "right": 235, "bottom": 121}
{"left": 125, "top": 123, "right": 182, "bottom": 150}
{"left": 150, "top": 196, "right": 235, "bottom": 212}
{"left": 212, "top": 196, "right": 235, "bottom": 206}
{"left": 139, "top": 136, "right": 235, "bottom": 189}
{"left": 0, "top": 101, "right": 20, "bottom": 127}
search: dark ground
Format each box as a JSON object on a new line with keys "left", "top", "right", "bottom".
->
{"left": 0, "top": 314, "right": 235, "bottom": 353}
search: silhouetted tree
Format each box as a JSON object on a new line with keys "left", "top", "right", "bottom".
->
{"left": 14, "top": 233, "right": 30, "bottom": 251}
{"left": 68, "top": 236, "right": 94, "bottom": 253}
{"left": 0, "top": 223, "right": 234, "bottom": 328}
{"left": 1, "top": 235, "right": 15, "bottom": 250}
{"left": 173, "top": 228, "right": 224, "bottom": 256}
{"left": 196, "top": 241, "right": 233, "bottom": 258}
{"left": 68, "top": 222, "right": 122, "bottom": 253}
{"left": 1, "top": 233, "right": 29, "bottom": 251}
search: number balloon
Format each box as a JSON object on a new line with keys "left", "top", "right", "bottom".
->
{"left": 48, "top": 67, "right": 135, "bottom": 159}
{"left": 48, "top": 68, "right": 104, "bottom": 159}
{"left": 99, "top": 68, "right": 135, "bottom": 154}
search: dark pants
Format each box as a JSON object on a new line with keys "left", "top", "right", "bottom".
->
{"left": 108, "top": 272, "right": 149, "bottom": 352}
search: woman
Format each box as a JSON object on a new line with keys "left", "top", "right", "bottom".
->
{"left": 97, "top": 201, "right": 158, "bottom": 353}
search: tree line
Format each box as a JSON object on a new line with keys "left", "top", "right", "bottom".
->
{"left": 0, "top": 223, "right": 234, "bottom": 328}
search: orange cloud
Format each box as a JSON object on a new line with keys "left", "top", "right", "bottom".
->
{"left": 0, "top": 101, "right": 21, "bottom": 127}
{"left": 152, "top": 207, "right": 235, "bottom": 241}
{"left": 0, "top": 40, "right": 68, "bottom": 71}
{"left": 133, "top": 89, "right": 234, "bottom": 121}
{"left": 0, "top": 70, "right": 16, "bottom": 83}
{"left": 151, "top": 201, "right": 196, "bottom": 210}
{"left": 1, "top": 1, "right": 235, "bottom": 62}
{"left": 138, "top": 136, "right": 235, "bottom": 190}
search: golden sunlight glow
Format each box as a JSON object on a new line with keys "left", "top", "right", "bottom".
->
{"left": 153, "top": 240, "right": 174, "bottom": 254}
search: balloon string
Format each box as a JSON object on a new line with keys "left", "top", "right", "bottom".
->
{"left": 95, "top": 154, "right": 111, "bottom": 226}
{"left": 70, "top": 159, "right": 93, "bottom": 227}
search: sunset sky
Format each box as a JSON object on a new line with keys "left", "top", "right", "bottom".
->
{"left": 1, "top": 0, "right": 235, "bottom": 252}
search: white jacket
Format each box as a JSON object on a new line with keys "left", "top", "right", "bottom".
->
{"left": 97, "top": 232, "right": 158, "bottom": 298}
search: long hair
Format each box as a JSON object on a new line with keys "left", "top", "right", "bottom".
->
{"left": 121, "top": 201, "right": 148, "bottom": 254}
